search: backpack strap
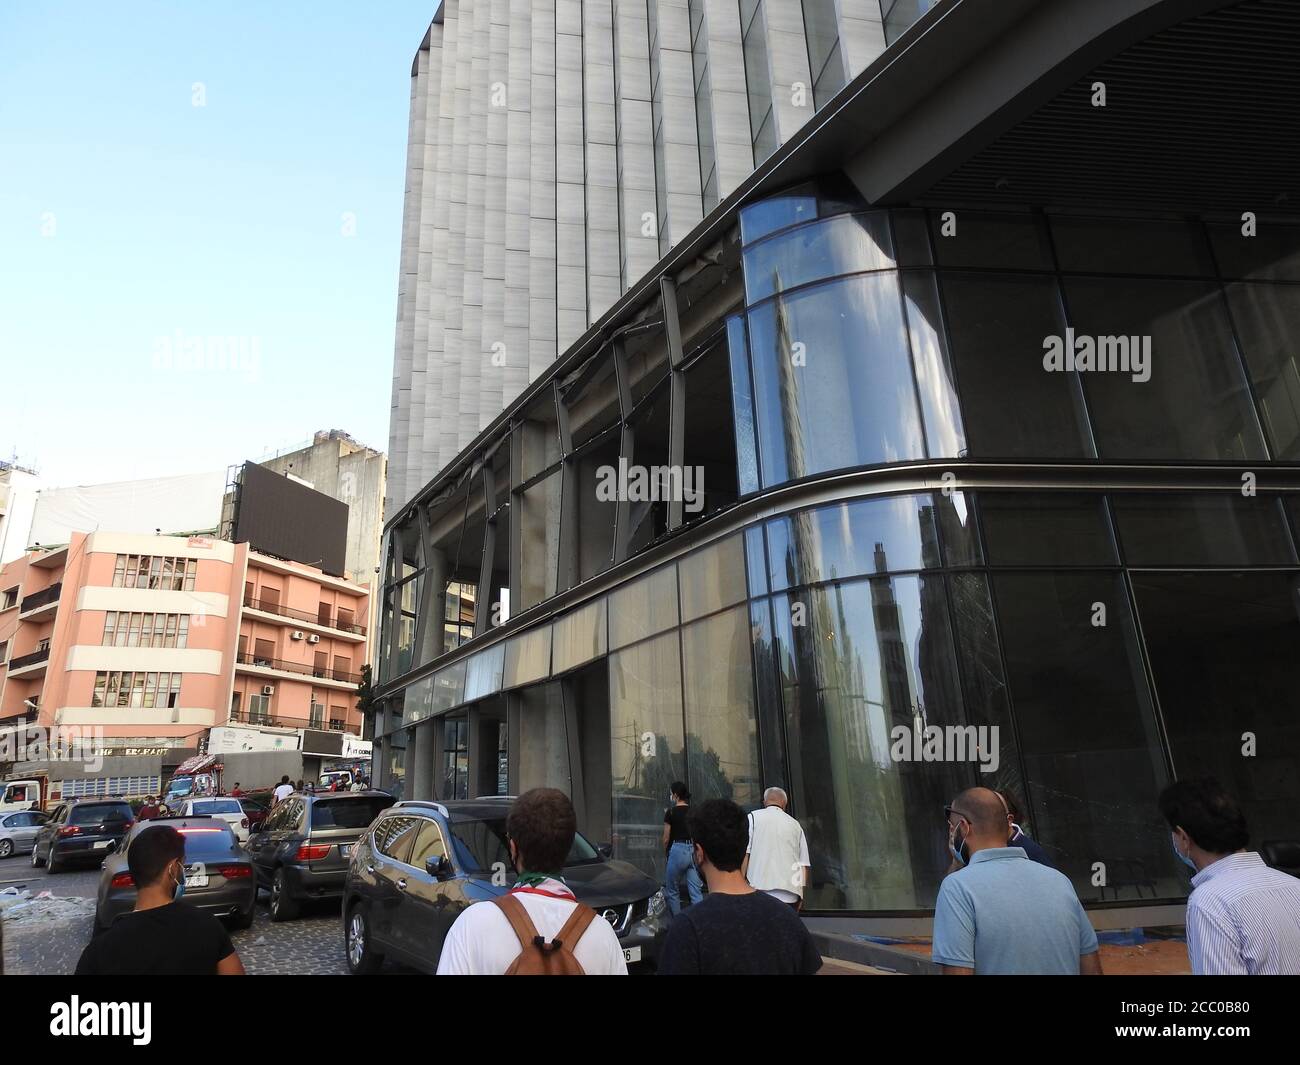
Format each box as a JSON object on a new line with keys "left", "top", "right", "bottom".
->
{"left": 493, "top": 893, "right": 544, "bottom": 952}
{"left": 551, "top": 901, "right": 599, "bottom": 953}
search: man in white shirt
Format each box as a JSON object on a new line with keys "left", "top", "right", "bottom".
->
{"left": 743, "top": 787, "right": 811, "bottom": 910}
{"left": 1160, "top": 777, "right": 1300, "bottom": 975}
{"left": 436, "top": 788, "right": 628, "bottom": 975}
{"left": 271, "top": 776, "right": 293, "bottom": 805}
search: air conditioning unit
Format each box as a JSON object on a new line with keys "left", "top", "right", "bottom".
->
{"left": 290, "top": 630, "right": 305, "bottom": 640}
{"left": 262, "top": 685, "right": 275, "bottom": 696}
{"left": 307, "top": 634, "right": 321, "bottom": 644}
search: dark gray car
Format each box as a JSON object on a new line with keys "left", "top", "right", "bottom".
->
{"left": 94, "top": 816, "right": 256, "bottom": 932}
{"left": 31, "top": 799, "right": 135, "bottom": 873}
{"left": 246, "top": 791, "right": 396, "bottom": 921}
{"left": 341, "top": 798, "right": 668, "bottom": 974}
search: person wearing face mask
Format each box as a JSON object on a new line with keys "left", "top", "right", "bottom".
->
{"left": 75, "top": 825, "right": 245, "bottom": 975}
{"left": 932, "top": 787, "right": 1101, "bottom": 975}
{"left": 661, "top": 781, "right": 703, "bottom": 916}
{"left": 1159, "top": 777, "right": 1300, "bottom": 975}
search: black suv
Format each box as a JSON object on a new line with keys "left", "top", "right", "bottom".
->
{"left": 31, "top": 799, "right": 135, "bottom": 873}
{"left": 246, "top": 790, "right": 396, "bottom": 921}
{"left": 341, "top": 797, "right": 668, "bottom": 974}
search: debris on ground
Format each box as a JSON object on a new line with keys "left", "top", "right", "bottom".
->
{"left": 0, "top": 886, "right": 96, "bottom": 925}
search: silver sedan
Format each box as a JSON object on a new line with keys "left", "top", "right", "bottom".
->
{"left": 0, "top": 810, "right": 49, "bottom": 858}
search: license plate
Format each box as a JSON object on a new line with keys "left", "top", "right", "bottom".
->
{"left": 185, "top": 862, "right": 208, "bottom": 889}
{"left": 623, "top": 947, "right": 642, "bottom": 963}
{"left": 340, "top": 845, "right": 352, "bottom": 857}
{"left": 93, "top": 840, "right": 113, "bottom": 850}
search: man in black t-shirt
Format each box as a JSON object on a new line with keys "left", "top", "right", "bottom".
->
{"left": 659, "top": 799, "right": 822, "bottom": 976}
{"left": 76, "top": 825, "right": 245, "bottom": 976}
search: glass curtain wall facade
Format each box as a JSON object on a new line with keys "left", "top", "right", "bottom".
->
{"left": 377, "top": 176, "right": 1300, "bottom": 915}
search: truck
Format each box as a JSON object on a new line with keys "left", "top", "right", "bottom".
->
{"left": 0, "top": 776, "right": 47, "bottom": 814}
{"left": 162, "top": 755, "right": 224, "bottom": 808}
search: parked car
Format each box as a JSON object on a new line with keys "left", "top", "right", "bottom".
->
{"left": 31, "top": 799, "right": 135, "bottom": 873}
{"left": 0, "top": 810, "right": 49, "bottom": 857}
{"left": 174, "top": 796, "right": 251, "bottom": 843}
{"left": 246, "top": 791, "right": 396, "bottom": 922}
{"left": 94, "top": 816, "right": 256, "bottom": 932}
{"left": 341, "top": 797, "right": 668, "bottom": 975}
{"left": 238, "top": 797, "right": 270, "bottom": 833}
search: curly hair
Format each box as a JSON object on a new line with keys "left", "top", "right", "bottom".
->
{"left": 507, "top": 788, "right": 577, "bottom": 873}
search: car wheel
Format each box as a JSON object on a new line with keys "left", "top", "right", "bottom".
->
{"left": 345, "top": 903, "right": 384, "bottom": 975}
{"left": 46, "top": 848, "right": 62, "bottom": 874}
{"left": 228, "top": 904, "right": 256, "bottom": 930}
{"left": 31, "top": 845, "right": 44, "bottom": 868}
{"left": 0, "top": 839, "right": 13, "bottom": 859}
{"left": 269, "top": 868, "right": 299, "bottom": 922}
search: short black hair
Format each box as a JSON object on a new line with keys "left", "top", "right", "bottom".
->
{"left": 1158, "top": 778, "right": 1249, "bottom": 854}
{"left": 280, "top": 775, "right": 290, "bottom": 784}
{"left": 128, "top": 825, "right": 185, "bottom": 888}
{"left": 689, "top": 799, "right": 747, "bottom": 872}
{"left": 507, "top": 788, "right": 576, "bottom": 873}
{"left": 670, "top": 781, "right": 690, "bottom": 801}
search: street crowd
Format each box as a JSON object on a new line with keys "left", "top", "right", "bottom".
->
{"left": 73, "top": 772, "right": 1300, "bottom": 976}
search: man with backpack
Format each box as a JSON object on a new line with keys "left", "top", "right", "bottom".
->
{"left": 436, "top": 788, "right": 628, "bottom": 975}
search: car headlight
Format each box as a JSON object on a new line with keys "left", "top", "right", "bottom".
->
{"left": 647, "top": 890, "right": 667, "bottom": 918}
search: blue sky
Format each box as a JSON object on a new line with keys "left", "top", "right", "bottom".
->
{"left": 0, "top": 0, "right": 435, "bottom": 486}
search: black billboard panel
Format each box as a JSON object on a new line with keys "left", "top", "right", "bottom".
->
{"left": 234, "top": 462, "right": 348, "bottom": 577}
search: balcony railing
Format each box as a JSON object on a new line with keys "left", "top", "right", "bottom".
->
{"left": 242, "top": 595, "right": 366, "bottom": 636}
{"left": 236, "top": 651, "right": 361, "bottom": 685}
{"left": 228, "top": 708, "right": 359, "bottom": 735}
{"left": 19, "top": 582, "right": 61, "bottom": 613}
{"left": 8, "top": 646, "right": 51, "bottom": 671}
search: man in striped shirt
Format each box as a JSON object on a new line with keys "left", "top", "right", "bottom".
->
{"left": 1159, "top": 778, "right": 1300, "bottom": 975}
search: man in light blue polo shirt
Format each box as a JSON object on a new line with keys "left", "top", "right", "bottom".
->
{"left": 932, "top": 787, "right": 1102, "bottom": 975}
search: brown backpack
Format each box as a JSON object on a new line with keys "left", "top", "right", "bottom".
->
{"left": 493, "top": 893, "right": 599, "bottom": 975}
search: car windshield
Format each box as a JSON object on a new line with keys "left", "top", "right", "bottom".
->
{"left": 448, "top": 817, "right": 600, "bottom": 874}
{"left": 192, "top": 799, "right": 242, "bottom": 814}
{"left": 178, "top": 824, "right": 238, "bottom": 857}
{"left": 309, "top": 796, "right": 393, "bottom": 829}
{"left": 69, "top": 803, "right": 132, "bottom": 825}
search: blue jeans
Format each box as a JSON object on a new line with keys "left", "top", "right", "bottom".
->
{"left": 664, "top": 840, "right": 703, "bottom": 915}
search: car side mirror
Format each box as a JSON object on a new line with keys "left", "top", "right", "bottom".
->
{"left": 598, "top": 843, "right": 612, "bottom": 859}
{"left": 426, "top": 855, "right": 451, "bottom": 880}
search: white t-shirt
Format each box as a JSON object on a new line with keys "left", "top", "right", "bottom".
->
{"left": 272, "top": 783, "right": 293, "bottom": 804}
{"left": 436, "top": 881, "right": 628, "bottom": 975}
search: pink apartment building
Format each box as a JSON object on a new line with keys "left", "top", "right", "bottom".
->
{"left": 0, "top": 531, "right": 370, "bottom": 793}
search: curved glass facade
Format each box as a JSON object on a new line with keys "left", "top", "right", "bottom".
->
{"left": 376, "top": 174, "right": 1300, "bottom": 916}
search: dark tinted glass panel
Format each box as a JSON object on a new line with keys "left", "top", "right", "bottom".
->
{"left": 766, "top": 494, "right": 942, "bottom": 591}
{"left": 1225, "top": 282, "right": 1300, "bottom": 459}
{"left": 773, "top": 574, "right": 972, "bottom": 909}
{"left": 749, "top": 273, "right": 925, "bottom": 486}
{"left": 941, "top": 274, "right": 1091, "bottom": 458}
{"left": 892, "top": 208, "right": 932, "bottom": 267}
{"left": 1064, "top": 278, "right": 1266, "bottom": 461}
{"left": 683, "top": 335, "right": 739, "bottom": 517}
{"left": 902, "top": 271, "right": 965, "bottom": 459}
{"left": 991, "top": 571, "right": 1180, "bottom": 898}
{"left": 1130, "top": 571, "right": 1300, "bottom": 851}
{"left": 745, "top": 524, "right": 768, "bottom": 596}
{"left": 749, "top": 597, "right": 788, "bottom": 791}
{"left": 934, "top": 490, "right": 982, "bottom": 567}
{"left": 311, "top": 797, "right": 395, "bottom": 829}
{"left": 948, "top": 572, "right": 1025, "bottom": 806}
{"left": 1207, "top": 221, "right": 1300, "bottom": 281}
{"left": 1050, "top": 216, "right": 1215, "bottom": 277}
{"left": 1111, "top": 494, "right": 1295, "bottom": 567}
{"left": 180, "top": 827, "right": 240, "bottom": 858}
{"left": 980, "top": 493, "right": 1117, "bottom": 566}
{"left": 931, "top": 210, "right": 1053, "bottom": 271}
{"left": 744, "top": 212, "right": 894, "bottom": 304}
